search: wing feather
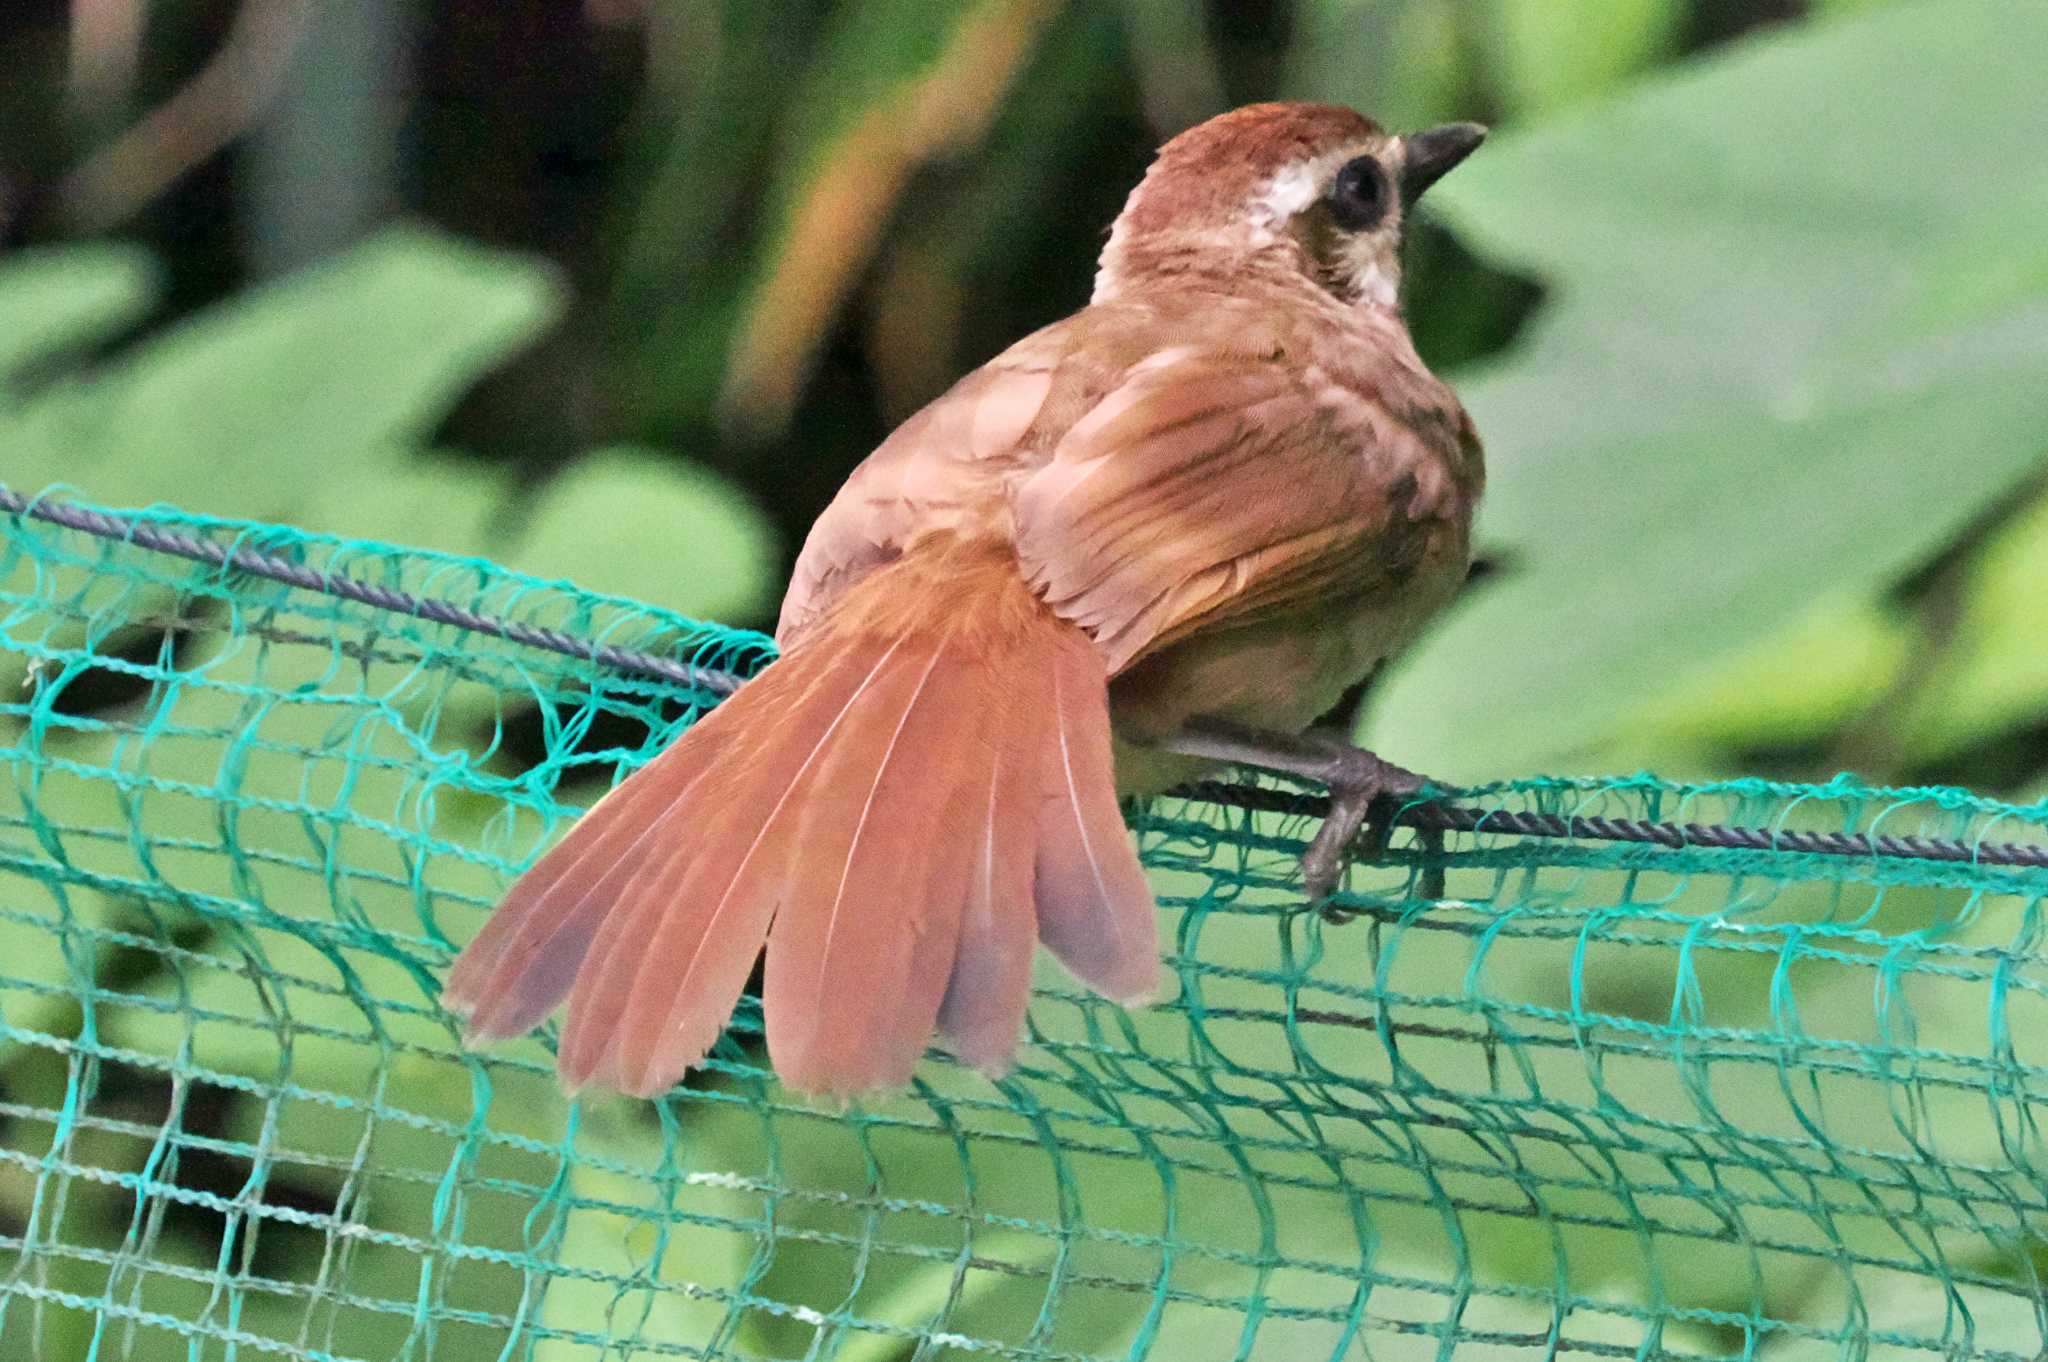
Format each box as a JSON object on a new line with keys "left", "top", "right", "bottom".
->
{"left": 1015, "top": 356, "right": 1434, "bottom": 673}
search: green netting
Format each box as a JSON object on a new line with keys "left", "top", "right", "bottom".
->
{"left": 2, "top": 492, "right": 2045, "bottom": 1362}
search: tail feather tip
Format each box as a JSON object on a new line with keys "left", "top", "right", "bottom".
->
{"left": 1113, "top": 966, "right": 1167, "bottom": 1009}
{"left": 946, "top": 1041, "right": 1020, "bottom": 1079}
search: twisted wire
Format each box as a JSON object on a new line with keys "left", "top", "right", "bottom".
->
{"left": 10, "top": 485, "right": 2047, "bottom": 873}
{"left": 0, "top": 486, "right": 740, "bottom": 696}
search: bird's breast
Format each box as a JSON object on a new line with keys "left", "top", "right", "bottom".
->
{"left": 1106, "top": 511, "right": 1468, "bottom": 795}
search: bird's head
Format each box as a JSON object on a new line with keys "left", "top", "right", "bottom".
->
{"left": 1096, "top": 102, "right": 1485, "bottom": 311}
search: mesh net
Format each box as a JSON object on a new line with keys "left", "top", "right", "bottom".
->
{"left": 1, "top": 490, "right": 2045, "bottom": 1361}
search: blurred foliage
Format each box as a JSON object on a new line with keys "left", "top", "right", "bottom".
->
{"left": 3, "top": 0, "right": 2047, "bottom": 1356}
{"left": 1367, "top": 0, "right": 2048, "bottom": 781}
{"left": 0, "top": 227, "right": 777, "bottom": 623}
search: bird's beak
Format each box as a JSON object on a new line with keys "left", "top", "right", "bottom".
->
{"left": 1400, "top": 123, "right": 1487, "bottom": 207}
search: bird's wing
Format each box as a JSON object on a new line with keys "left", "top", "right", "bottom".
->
{"left": 776, "top": 337, "right": 1063, "bottom": 647}
{"left": 780, "top": 314, "right": 1473, "bottom": 674}
{"left": 1013, "top": 349, "right": 1464, "bottom": 675}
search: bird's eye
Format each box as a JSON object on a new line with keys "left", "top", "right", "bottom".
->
{"left": 1330, "top": 155, "right": 1388, "bottom": 231}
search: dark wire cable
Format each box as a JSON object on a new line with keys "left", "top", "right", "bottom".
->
{"left": 10, "top": 486, "right": 2048, "bottom": 873}
{"left": 2, "top": 487, "right": 740, "bottom": 697}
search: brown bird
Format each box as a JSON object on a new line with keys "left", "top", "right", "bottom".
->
{"left": 443, "top": 102, "right": 1486, "bottom": 1101}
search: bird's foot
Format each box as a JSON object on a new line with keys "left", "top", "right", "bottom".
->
{"left": 1153, "top": 719, "right": 1445, "bottom": 917}
{"left": 1299, "top": 742, "right": 1423, "bottom": 915}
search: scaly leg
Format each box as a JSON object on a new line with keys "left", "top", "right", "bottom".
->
{"left": 1150, "top": 718, "right": 1444, "bottom": 910}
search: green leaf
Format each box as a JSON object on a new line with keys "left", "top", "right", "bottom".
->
{"left": 0, "top": 1106, "right": 162, "bottom": 1360}
{"left": 5, "top": 225, "right": 560, "bottom": 525}
{"left": 1283, "top": 0, "right": 1475, "bottom": 133}
{"left": 294, "top": 446, "right": 511, "bottom": 561}
{"left": 0, "top": 245, "right": 159, "bottom": 383}
{"left": 1623, "top": 595, "right": 1906, "bottom": 755}
{"left": 506, "top": 446, "right": 779, "bottom": 627}
{"left": 1366, "top": 0, "right": 2048, "bottom": 780}
{"left": 1795, "top": 1264, "right": 2045, "bottom": 1356}
{"left": 534, "top": 1101, "right": 770, "bottom": 1362}
{"left": 1485, "top": 0, "right": 1680, "bottom": 115}
{"left": 64, "top": 631, "right": 513, "bottom": 1103}
{"left": 1636, "top": 483, "right": 2048, "bottom": 773}
{"left": 1896, "top": 488, "right": 2048, "bottom": 764}
{"left": 674, "top": 1066, "right": 1187, "bottom": 1360}
{"left": 207, "top": 1077, "right": 570, "bottom": 1357}
{"left": 0, "top": 874, "right": 129, "bottom": 1065}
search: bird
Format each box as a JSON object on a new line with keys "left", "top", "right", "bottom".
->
{"left": 443, "top": 102, "right": 1486, "bottom": 1102}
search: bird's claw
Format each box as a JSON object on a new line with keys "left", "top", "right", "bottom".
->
{"left": 1150, "top": 718, "right": 1448, "bottom": 917}
{"left": 1299, "top": 747, "right": 1424, "bottom": 918}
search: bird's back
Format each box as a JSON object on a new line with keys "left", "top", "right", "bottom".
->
{"left": 780, "top": 282, "right": 1477, "bottom": 657}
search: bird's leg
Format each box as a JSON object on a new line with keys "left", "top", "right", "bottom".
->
{"left": 1152, "top": 718, "right": 1443, "bottom": 913}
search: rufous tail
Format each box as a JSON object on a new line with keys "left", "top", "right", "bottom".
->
{"left": 441, "top": 539, "right": 1157, "bottom": 1099}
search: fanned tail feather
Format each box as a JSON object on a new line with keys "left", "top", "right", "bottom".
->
{"left": 1032, "top": 631, "right": 1160, "bottom": 1003}
{"left": 934, "top": 669, "right": 1048, "bottom": 1071}
{"left": 445, "top": 541, "right": 1159, "bottom": 1099}
{"left": 571, "top": 636, "right": 898, "bottom": 1093}
{"left": 763, "top": 638, "right": 976, "bottom": 1095}
{"left": 444, "top": 725, "right": 730, "bottom": 1042}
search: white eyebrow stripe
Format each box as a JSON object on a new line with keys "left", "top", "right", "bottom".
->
{"left": 1252, "top": 162, "right": 1322, "bottom": 221}
{"left": 1248, "top": 148, "right": 1360, "bottom": 226}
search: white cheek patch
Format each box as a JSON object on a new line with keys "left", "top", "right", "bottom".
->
{"left": 1348, "top": 250, "right": 1400, "bottom": 309}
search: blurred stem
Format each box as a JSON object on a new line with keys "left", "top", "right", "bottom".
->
{"left": 243, "top": 0, "right": 412, "bottom": 275}
{"left": 716, "top": 0, "right": 1064, "bottom": 439}
{"left": 54, "top": 0, "right": 314, "bottom": 233}
{"left": 67, "top": 0, "right": 147, "bottom": 115}
{"left": 1116, "top": 0, "right": 1225, "bottom": 134}
{"left": 864, "top": 239, "right": 964, "bottom": 425}
{"left": 859, "top": 3, "right": 1127, "bottom": 422}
